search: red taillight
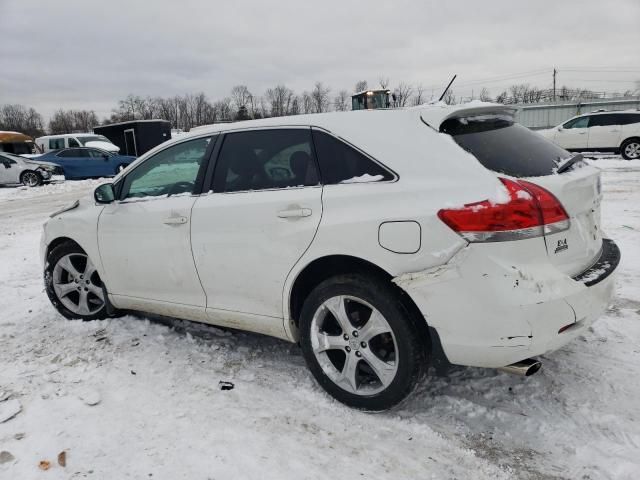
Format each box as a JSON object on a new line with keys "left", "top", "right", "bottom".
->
{"left": 437, "top": 178, "right": 569, "bottom": 242}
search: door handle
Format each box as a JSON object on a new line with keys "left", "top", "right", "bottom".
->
{"left": 277, "top": 208, "right": 312, "bottom": 218}
{"left": 163, "top": 216, "right": 188, "bottom": 225}
{"left": 577, "top": 131, "right": 586, "bottom": 134}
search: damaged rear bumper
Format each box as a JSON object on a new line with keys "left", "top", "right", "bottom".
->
{"left": 394, "top": 238, "right": 620, "bottom": 369}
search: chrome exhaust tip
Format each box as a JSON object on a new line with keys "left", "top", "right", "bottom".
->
{"left": 497, "top": 358, "right": 542, "bottom": 377}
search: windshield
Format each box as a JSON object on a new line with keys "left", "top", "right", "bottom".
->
{"left": 440, "top": 115, "right": 571, "bottom": 177}
{"left": 79, "top": 135, "right": 111, "bottom": 145}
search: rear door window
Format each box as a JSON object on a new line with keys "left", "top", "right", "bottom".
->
{"left": 311, "top": 130, "right": 394, "bottom": 184}
{"left": 213, "top": 129, "right": 319, "bottom": 192}
{"left": 440, "top": 115, "right": 571, "bottom": 177}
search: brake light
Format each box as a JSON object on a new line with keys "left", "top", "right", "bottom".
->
{"left": 437, "top": 178, "right": 569, "bottom": 242}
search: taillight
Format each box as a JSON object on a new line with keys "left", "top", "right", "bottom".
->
{"left": 437, "top": 178, "right": 570, "bottom": 242}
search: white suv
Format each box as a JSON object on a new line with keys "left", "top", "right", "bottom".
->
{"left": 41, "top": 104, "right": 619, "bottom": 410}
{"left": 538, "top": 110, "right": 640, "bottom": 159}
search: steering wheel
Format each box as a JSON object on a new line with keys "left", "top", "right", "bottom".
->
{"left": 167, "top": 181, "right": 194, "bottom": 196}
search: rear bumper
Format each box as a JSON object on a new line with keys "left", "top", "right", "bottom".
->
{"left": 397, "top": 238, "right": 620, "bottom": 368}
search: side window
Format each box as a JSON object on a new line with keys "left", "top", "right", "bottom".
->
{"left": 56, "top": 149, "right": 82, "bottom": 158}
{"left": 564, "top": 117, "right": 589, "bottom": 129}
{"left": 213, "top": 129, "right": 319, "bottom": 193}
{"left": 588, "top": 114, "right": 618, "bottom": 127}
{"left": 68, "top": 138, "right": 80, "bottom": 147}
{"left": 49, "top": 138, "right": 65, "bottom": 150}
{"left": 87, "top": 149, "right": 107, "bottom": 158}
{"left": 614, "top": 114, "right": 640, "bottom": 126}
{"left": 311, "top": 130, "right": 393, "bottom": 184}
{"left": 121, "top": 136, "right": 212, "bottom": 199}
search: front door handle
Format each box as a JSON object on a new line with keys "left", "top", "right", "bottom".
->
{"left": 163, "top": 216, "right": 188, "bottom": 225}
{"left": 277, "top": 208, "right": 312, "bottom": 218}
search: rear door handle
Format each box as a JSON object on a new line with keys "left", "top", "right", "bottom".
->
{"left": 163, "top": 216, "right": 188, "bottom": 225}
{"left": 277, "top": 208, "right": 312, "bottom": 218}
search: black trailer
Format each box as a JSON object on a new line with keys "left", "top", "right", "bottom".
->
{"left": 94, "top": 120, "right": 171, "bottom": 156}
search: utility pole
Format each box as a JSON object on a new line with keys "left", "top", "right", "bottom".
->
{"left": 553, "top": 68, "right": 557, "bottom": 102}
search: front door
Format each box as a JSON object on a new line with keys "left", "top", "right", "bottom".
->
{"left": 191, "top": 128, "right": 322, "bottom": 321}
{"left": 556, "top": 116, "right": 590, "bottom": 150}
{"left": 98, "top": 136, "right": 214, "bottom": 307}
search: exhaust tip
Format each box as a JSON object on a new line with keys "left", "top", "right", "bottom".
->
{"left": 498, "top": 358, "right": 542, "bottom": 377}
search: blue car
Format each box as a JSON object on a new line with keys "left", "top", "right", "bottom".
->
{"left": 39, "top": 147, "right": 136, "bottom": 180}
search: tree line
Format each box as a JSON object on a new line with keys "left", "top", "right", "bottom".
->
{"left": 2, "top": 79, "right": 637, "bottom": 136}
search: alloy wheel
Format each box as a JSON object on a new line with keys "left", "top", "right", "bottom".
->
{"left": 22, "top": 172, "right": 40, "bottom": 187}
{"left": 310, "top": 295, "right": 398, "bottom": 395}
{"left": 624, "top": 142, "right": 640, "bottom": 159}
{"left": 52, "top": 253, "right": 105, "bottom": 316}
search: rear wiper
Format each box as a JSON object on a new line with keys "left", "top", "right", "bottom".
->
{"left": 556, "top": 154, "right": 584, "bottom": 174}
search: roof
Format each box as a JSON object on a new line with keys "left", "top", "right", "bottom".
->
{"left": 0, "top": 131, "right": 33, "bottom": 142}
{"left": 352, "top": 89, "right": 391, "bottom": 97}
{"left": 37, "top": 133, "right": 100, "bottom": 140}
{"left": 96, "top": 119, "right": 171, "bottom": 128}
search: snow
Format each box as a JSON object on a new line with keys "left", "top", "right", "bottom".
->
{"left": 340, "top": 173, "right": 385, "bottom": 184}
{"left": 1, "top": 158, "right": 640, "bottom": 478}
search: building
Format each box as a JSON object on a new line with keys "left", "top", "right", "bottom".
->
{"left": 352, "top": 89, "right": 391, "bottom": 110}
{"left": 94, "top": 120, "right": 171, "bottom": 156}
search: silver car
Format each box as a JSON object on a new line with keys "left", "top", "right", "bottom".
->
{"left": 0, "top": 152, "right": 63, "bottom": 187}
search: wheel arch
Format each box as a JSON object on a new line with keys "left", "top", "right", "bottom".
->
{"left": 46, "top": 236, "right": 83, "bottom": 259}
{"left": 620, "top": 136, "right": 640, "bottom": 148}
{"left": 286, "top": 254, "right": 432, "bottom": 356}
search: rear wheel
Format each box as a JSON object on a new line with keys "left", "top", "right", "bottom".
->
{"left": 45, "top": 242, "right": 112, "bottom": 321}
{"left": 621, "top": 138, "right": 640, "bottom": 160}
{"left": 299, "top": 274, "right": 427, "bottom": 411}
{"left": 20, "top": 170, "right": 42, "bottom": 187}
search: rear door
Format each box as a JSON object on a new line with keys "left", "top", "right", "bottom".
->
{"left": 190, "top": 128, "right": 322, "bottom": 319}
{"left": 555, "top": 116, "right": 590, "bottom": 150}
{"left": 587, "top": 114, "right": 622, "bottom": 150}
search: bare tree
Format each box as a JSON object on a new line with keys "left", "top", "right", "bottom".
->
{"left": 354, "top": 80, "right": 368, "bottom": 93}
{"left": 266, "top": 85, "right": 295, "bottom": 117}
{"left": 301, "top": 91, "right": 314, "bottom": 114}
{"left": 333, "top": 90, "right": 350, "bottom": 111}
{"left": 442, "top": 90, "right": 456, "bottom": 105}
{"left": 479, "top": 88, "right": 493, "bottom": 102}
{"left": 412, "top": 84, "right": 425, "bottom": 106}
{"left": 230, "top": 85, "right": 253, "bottom": 117}
{"left": 379, "top": 77, "right": 390, "bottom": 89}
{"left": 311, "top": 82, "right": 331, "bottom": 113}
{"left": 0, "top": 104, "right": 45, "bottom": 137}
{"left": 393, "top": 82, "right": 413, "bottom": 107}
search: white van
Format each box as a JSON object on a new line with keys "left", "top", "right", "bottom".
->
{"left": 36, "top": 134, "right": 120, "bottom": 153}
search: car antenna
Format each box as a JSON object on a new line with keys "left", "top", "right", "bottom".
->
{"left": 438, "top": 74, "right": 457, "bottom": 102}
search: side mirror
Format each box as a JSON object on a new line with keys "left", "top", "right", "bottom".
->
{"left": 2, "top": 161, "right": 10, "bottom": 169}
{"left": 94, "top": 183, "right": 115, "bottom": 204}
{"left": 557, "top": 126, "right": 563, "bottom": 131}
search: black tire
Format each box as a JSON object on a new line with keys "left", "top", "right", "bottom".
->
{"left": 44, "top": 241, "right": 116, "bottom": 321}
{"left": 299, "top": 274, "right": 427, "bottom": 411}
{"left": 620, "top": 138, "right": 640, "bottom": 160}
{"left": 20, "top": 170, "right": 42, "bottom": 187}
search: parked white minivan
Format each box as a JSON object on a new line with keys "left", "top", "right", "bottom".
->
{"left": 538, "top": 110, "right": 640, "bottom": 159}
{"left": 41, "top": 103, "right": 619, "bottom": 410}
{"left": 36, "top": 134, "right": 120, "bottom": 154}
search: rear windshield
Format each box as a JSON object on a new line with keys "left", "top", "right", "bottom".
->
{"left": 440, "top": 115, "right": 570, "bottom": 177}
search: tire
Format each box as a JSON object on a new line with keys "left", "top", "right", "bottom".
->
{"left": 44, "top": 242, "right": 113, "bottom": 321}
{"left": 20, "top": 170, "right": 42, "bottom": 187}
{"left": 299, "top": 274, "right": 427, "bottom": 411}
{"left": 620, "top": 138, "right": 640, "bottom": 160}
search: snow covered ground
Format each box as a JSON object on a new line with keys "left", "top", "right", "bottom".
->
{"left": 1, "top": 159, "right": 639, "bottom": 479}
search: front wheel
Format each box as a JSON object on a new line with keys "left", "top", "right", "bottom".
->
{"left": 45, "top": 242, "right": 110, "bottom": 321}
{"left": 21, "top": 170, "right": 42, "bottom": 187}
{"left": 299, "top": 274, "right": 427, "bottom": 411}
{"left": 621, "top": 138, "right": 640, "bottom": 160}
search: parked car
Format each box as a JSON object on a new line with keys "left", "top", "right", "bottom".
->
{"left": 41, "top": 104, "right": 619, "bottom": 410}
{"left": 538, "top": 110, "right": 640, "bottom": 159}
{"left": 39, "top": 147, "right": 135, "bottom": 180}
{"left": 0, "top": 152, "right": 63, "bottom": 186}
{"left": 36, "top": 134, "right": 121, "bottom": 153}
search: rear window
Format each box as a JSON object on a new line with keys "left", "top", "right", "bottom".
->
{"left": 440, "top": 115, "right": 571, "bottom": 177}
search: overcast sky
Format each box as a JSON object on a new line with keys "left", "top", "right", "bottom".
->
{"left": 1, "top": 0, "right": 639, "bottom": 120}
